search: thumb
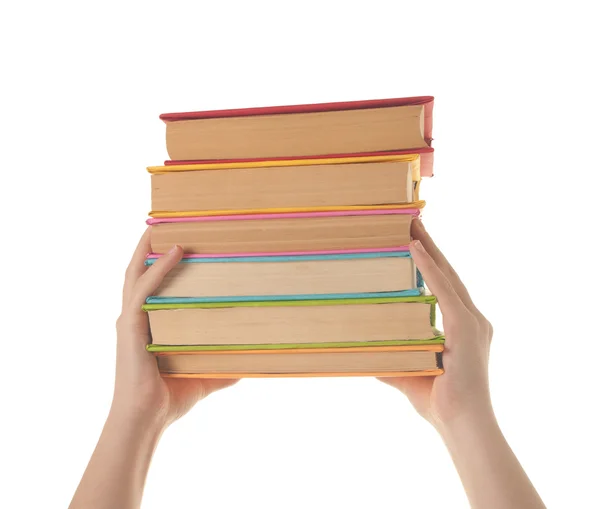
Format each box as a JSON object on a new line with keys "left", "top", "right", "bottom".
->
{"left": 378, "top": 376, "right": 411, "bottom": 394}
{"left": 378, "top": 376, "right": 433, "bottom": 402}
{"left": 131, "top": 245, "right": 183, "bottom": 306}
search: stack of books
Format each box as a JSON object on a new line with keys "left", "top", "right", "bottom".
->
{"left": 143, "top": 96, "right": 445, "bottom": 378}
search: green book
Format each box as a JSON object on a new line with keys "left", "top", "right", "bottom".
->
{"left": 145, "top": 296, "right": 442, "bottom": 352}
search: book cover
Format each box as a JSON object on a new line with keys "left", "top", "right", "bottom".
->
{"left": 148, "top": 341, "right": 445, "bottom": 353}
{"left": 145, "top": 246, "right": 411, "bottom": 259}
{"left": 162, "top": 148, "right": 435, "bottom": 178}
{"left": 160, "top": 96, "right": 435, "bottom": 176}
{"left": 147, "top": 206, "right": 423, "bottom": 221}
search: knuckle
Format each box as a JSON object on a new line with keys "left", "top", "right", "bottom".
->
{"left": 486, "top": 319, "right": 494, "bottom": 341}
{"left": 465, "top": 314, "right": 481, "bottom": 333}
{"left": 475, "top": 312, "right": 494, "bottom": 339}
{"left": 465, "top": 312, "right": 480, "bottom": 329}
{"left": 444, "top": 311, "right": 479, "bottom": 337}
{"left": 124, "top": 265, "right": 136, "bottom": 280}
{"left": 471, "top": 310, "right": 493, "bottom": 339}
{"left": 132, "top": 292, "right": 148, "bottom": 308}
{"left": 116, "top": 314, "right": 126, "bottom": 330}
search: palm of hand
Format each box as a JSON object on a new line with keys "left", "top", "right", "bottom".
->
{"left": 112, "top": 229, "right": 237, "bottom": 427}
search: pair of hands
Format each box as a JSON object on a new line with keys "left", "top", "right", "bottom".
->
{"left": 112, "top": 219, "right": 493, "bottom": 433}
{"left": 76, "top": 221, "right": 546, "bottom": 509}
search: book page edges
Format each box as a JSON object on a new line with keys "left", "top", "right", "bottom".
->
{"left": 147, "top": 154, "right": 421, "bottom": 181}
{"left": 148, "top": 342, "right": 445, "bottom": 354}
{"left": 160, "top": 369, "right": 444, "bottom": 379}
{"left": 146, "top": 246, "right": 411, "bottom": 258}
{"left": 142, "top": 295, "right": 437, "bottom": 311}
{"left": 148, "top": 202, "right": 425, "bottom": 219}
{"left": 163, "top": 147, "right": 434, "bottom": 177}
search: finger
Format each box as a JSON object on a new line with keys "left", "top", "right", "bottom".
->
{"left": 129, "top": 245, "right": 183, "bottom": 307}
{"left": 123, "top": 227, "right": 152, "bottom": 306}
{"left": 204, "top": 378, "right": 240, "bottom": 394}
{"left": 412, "top": 219, "right": 479, "bottom": 313}
{"left": 378, "top": 375, "right": 434, "bottom": 400}
{"left": 410, "top": 240, "right": 469, "bottom": 318}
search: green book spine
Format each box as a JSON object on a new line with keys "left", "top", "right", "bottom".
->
{"left": 142, "top": 295, "right": 437, "bottom": 311}
{"left": 146, "top": 337, "right": 445, "bottom": 353}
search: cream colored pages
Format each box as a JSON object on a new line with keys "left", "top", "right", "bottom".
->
{"left": 150, "top": 214, "right": 413, "bottom": 254}
{"left": 148, "top": 302, "right": 433, "bottom": 346}
{"left": 166, "top": 105, "right": 427, "bottom": 160}
{"left": 154, "top": 257, "right": 416, "bottom": 297}
{"left": 157, "top": 350, "right": 438, "bottom": 374}
{"left": 151, "top": 161, "right": 413, "bottom": 212}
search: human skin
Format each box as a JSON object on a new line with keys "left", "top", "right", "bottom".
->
{"left": 379, "top": 219, "right": 546, "bottom": 508}
{"left": 69, "top": 222, "right": 545, "bottom": 509}
{"left": 69, "top": 228, "right": 238, "bottom": 509}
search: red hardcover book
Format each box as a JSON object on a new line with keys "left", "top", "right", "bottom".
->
{"left": 160, "top": 97, "right": 435, "bottom": 176}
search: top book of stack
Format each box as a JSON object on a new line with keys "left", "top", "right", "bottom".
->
{"left": 160, "top": 96, "right": 435, "bottom": 177}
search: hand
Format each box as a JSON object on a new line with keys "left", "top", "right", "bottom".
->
{"left": 112, "top": 227, "right": 238, "bottom": 429}
{"left": 379, "top": 219, "right": 494, "bottom": 430}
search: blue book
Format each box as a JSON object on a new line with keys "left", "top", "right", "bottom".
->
{"left": 145, "top": 251, "right": 423, "bottom": 303}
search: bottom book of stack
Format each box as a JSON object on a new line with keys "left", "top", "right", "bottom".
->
{"left": 144, "top": 296, "right": 445, "bottom": 378}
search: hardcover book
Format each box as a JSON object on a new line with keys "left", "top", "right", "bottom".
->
{"left": 160, "top": 96, "right": 435, "bottom": 176}
{"left": 149, "top": 157, "right": 418, "bottom": 215}
{"left": 148, "top": 210, "right": 418, "bottom": 255}
{"left": 147, "top": 252, "right": 420, "bottom": 299}
{"left": 143, "top": 296, "right": 441, "bottom": 347}
{"left": 154, "top": 345, "right": 444, "bottom": 378}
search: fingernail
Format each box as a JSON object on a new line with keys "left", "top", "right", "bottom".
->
{"left": 168, "top": 245, "right": 180, "bottom": 254}
{"left": 412, "top": 240, "right": 425, "bottom": 252}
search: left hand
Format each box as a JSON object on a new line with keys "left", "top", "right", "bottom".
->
{"left": 378, "top": 219, "right": 494, "bottom": 431}
{"left": 112, "top": 227, "right": 238, "bottom": 429}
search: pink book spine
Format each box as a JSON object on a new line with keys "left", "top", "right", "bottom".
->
{"left": 145, "top": 246, "right": 411, "bottom": 259}
{"left": 146, "top": 208, "right": 421, "bottom": 225}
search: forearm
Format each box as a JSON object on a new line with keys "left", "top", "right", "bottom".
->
{"left": 438, "top": 410, "right": 545, "bottom": 509}
{"left": 69, "top": 408, "right": 164, "bottom": 509}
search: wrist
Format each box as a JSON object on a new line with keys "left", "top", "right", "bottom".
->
{"left": 435, "top": 404, "right": 499, "bottom": 443}
{"left": 108, "top": 402, "right": 168, "bottom": 437}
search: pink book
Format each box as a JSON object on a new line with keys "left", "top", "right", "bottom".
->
{"left": 146, "top": 246, "right": 411, "bottom": 259}
{"left": 148, "top": 209, "right": 418, "bottom": 256}
{"left": 146, "top": 208, "right": 421, "bottom": 225}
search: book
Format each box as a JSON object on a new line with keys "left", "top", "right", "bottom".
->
{"left": 147, "top": 252, "right": 418, "bottom": 299}
{"left": 149, "top": 210, "right": 415, "bottom": 254}
{"left": 142, "top": 94, "right": 442, "bottom": 379}
{"left": 147, "top": 339, "right": 443, "bottom": 352}
{"left": 145, "top": 245, "right": 410, "bottom": 259}
{"left": 143, "top": 296, "right": 440, "bottom": 346}
{"left": 148, "top": 203, "right": 424, "bottom": 219}
{"left": 149, "top": 159, "right": 415, "bottom": 215}
{"left": 154, "top": 345, "right": 444, "bottom": 377}
{"left": 145, "top": 292, "right": 422, "bottom": 304}
{"left": 163, "top": 148, "right": 435, "bottom": 178}
{"left": 160, "top": 96, "right": 434, "bottom": 166}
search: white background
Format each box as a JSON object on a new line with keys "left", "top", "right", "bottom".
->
{"left": 1, "top": 1, "right": 598, "bottom": 507}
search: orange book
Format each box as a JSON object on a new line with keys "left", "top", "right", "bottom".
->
{"left": 150, "top": 159, "right": 416, "bottom": 215}
{"left": 155, "top": 345, "right": 444, "bottom": 378}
